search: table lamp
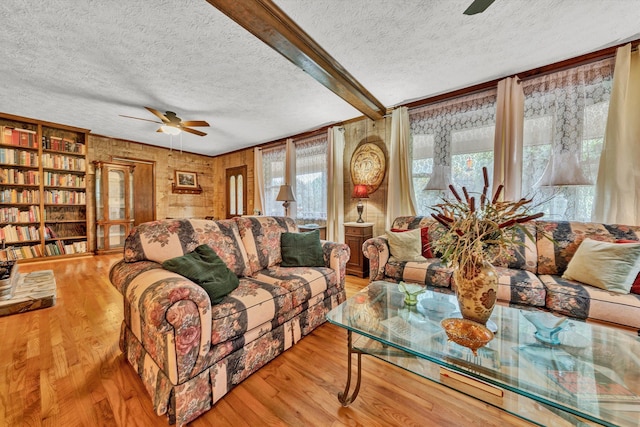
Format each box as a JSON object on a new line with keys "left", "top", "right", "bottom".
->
{"left": 276, "top": 184, "right": 296, "bottom": 216}
{"left": 352, "top": 184, "right": 369, "bottom": 223}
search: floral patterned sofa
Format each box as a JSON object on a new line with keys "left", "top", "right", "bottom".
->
{"left": 109, "top": 216, "right": 349, "bottom": 426}
{"left": 363, "top": 216, "right": 640, "bottom": 330}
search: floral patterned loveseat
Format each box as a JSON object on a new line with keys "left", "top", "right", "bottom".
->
{"left": 109, "top": 216, "right": 349, "bottom": 426}
{"left": 363, "top": 216, "right": 640, "bottom": 330}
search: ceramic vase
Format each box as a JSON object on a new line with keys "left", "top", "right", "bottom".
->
{"left": 452, "top": 260, "right": 498, "bottom": 325}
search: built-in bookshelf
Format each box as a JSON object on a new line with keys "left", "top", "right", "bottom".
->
{"left": 0, "top": 112, "right": 90, "bottom": 262}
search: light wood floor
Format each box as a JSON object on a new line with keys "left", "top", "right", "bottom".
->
{"left": 0, "top": 255, "right": 537, "bottom": 426}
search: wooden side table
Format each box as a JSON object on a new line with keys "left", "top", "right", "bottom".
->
{"left": 344, "top": 222, "right": 373, "bottom": 278}
{"left": 298, "top": 224, "right": 327, "bottom": 240}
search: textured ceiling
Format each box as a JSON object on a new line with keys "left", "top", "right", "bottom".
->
{"left": 0, "top": 0, "right": 639, "bottom": 156}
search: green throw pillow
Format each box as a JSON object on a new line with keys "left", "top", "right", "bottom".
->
{"left": 280, "top": 229, "right": 325, "bottom": 267}
{"left": 162, "top": 244, "right": 239, "bottom": 303}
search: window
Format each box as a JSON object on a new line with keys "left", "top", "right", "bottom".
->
{"left": 410, "top": 91, "right": 497, "bottom": 215}
{"left": 226, "top": 166, "right": 246, "bottom": 218}
{"left": 294, "top": 134, "right": 328, "bottom": 225}
{"left": 522, "top": 58, "right": 614, "bottom": 221}
{"left": 409, "top": 59, "right": 614, "bottom": 222}
{"left": 261, "top": 134, "right": 328, "bottom": 223}
{"left": 262, "top": 146, "right": 286, "bottom": 216}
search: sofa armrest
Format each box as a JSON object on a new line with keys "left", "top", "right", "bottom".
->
{"left": 363, "top": 236, "right": 390, "bottom": 281}
{"left": 121, "top": 268, "right": 212, "bottom": 385}
{"left": 321, "top": 241, "right": 350, "bottom": 289}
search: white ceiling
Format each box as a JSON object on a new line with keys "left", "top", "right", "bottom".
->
{"left": 0, "top": 0, "right": 638, "bottom": 156}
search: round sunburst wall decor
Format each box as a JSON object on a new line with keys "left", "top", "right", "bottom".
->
{"left": 350, "top": 142, "right": 386, "bottom": 194}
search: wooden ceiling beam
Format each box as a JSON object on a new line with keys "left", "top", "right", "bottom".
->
{"left": 206, "top": 0, "right": 386, "bottom": 120}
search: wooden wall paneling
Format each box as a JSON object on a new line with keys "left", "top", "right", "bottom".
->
{"left": 212, "top": 149, "right": 254, "bottom": 220}
{"left": 343, "top": 116, "right": 390, "bottom": 238}
{"left": 87, "top": 135, "right": 215, "bottom": 243}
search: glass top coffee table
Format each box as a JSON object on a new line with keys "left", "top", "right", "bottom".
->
{"left": 326, "top": 281, "right": 640, "bottom": 427}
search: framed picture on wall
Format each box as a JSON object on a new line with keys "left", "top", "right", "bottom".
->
{"left": 174, "top": 170, "right": 198, "bottom": 189}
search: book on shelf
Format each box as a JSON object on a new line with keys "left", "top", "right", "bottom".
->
{"left": 0, "top": 206, "right": 39, "bottom": 223}
{"left": 0, "top": 244, "right": 42, "bottom": 261}
{"left": 1, "top": 127, "right": 37, "bottom": 148}
{"left": 42, "top": 136, "right": 85, "bottom": 154}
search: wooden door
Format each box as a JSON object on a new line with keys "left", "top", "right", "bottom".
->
{"left": 94, "top": 161, "right": 135, "bottom": 254}
{"left": 112, "top": 157, "right": 156, "bottom": 226}
{"left": 226, "top": 166, "right": 247, "bottom": 218}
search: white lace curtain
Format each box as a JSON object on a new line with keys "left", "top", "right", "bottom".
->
{"left": 408, "top": 59, "right": 615, "bottom": 222}
{"left": 294, "top": 134, "right": 328, "bottom": 225}
{"left": 409, "top": 90, "right": 497, "bottom": 214}
{"left": 262, "top": 145, "right": 286, "bottom": 216}
{"left": 521, "top": 58, "right": 614, "bottom": 221}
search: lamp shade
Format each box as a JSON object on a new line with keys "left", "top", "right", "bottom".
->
{"left": 535, "top": 152, "right": 591, "bottom": 187}
{"left": 352, "top": 184, "right": 369, "bottom": 199}
{"left": 424, "top": 165, "right": 451, "bottom": 191}
{"left": 276, "top": 184, "right": 296, "bottom": 202}
{"left": 160, "top": 125, "right": 181, "bottom": 135}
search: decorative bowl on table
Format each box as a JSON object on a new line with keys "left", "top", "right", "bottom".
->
{"left": 398, "top": 282, "right": 425, "bottom": 306}
{"left": 521, "top": 310, "right": 567, "bottom": 345}
{"left": 441, "top": 318, "right": 494, "bottom": 356}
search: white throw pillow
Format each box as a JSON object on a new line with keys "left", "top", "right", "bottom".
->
{"left": 562, "top": 238, "right": 640, "bottom": 294}
{"left": 386, "top": 228, "right": 427, "bottom": 262}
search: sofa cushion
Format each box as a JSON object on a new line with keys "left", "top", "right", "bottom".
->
{"left": 387, "top": 228, "right": 427, "bottom": 262}
{"left": 206, "top": 265, "right": 337, "bottom": 348}
{"left": 208, "top": 277, "right": 292, "bottom": 347}
{"left": 235, "top": 216, "right": 298, "bottom": 275}
{"left": 124, "top": 218, "right": 252, "bottom": 277}
{"left": 494, "top": 267, "right": 546, "bottom": 307}
{"left": 192, "top": 219, "right": 252, "bottom": 277}
{"left": 252, "top": 265, "right": 337, "bottom": 308}
{"left": 162, "top": 244, "right": 239, "bottom": 304}
{"left": 536, "top": 221, "right": 640, "bottom": 276}
{"left": 490, "top": 223, "right": 537, "bottom": 273}
{"left": 562, "top": 238, "right": 640, "bottom": 294}
{"left": 540, "top": 274, "right": 640, "bottom": 329}
{"left": 385, "top": 258, "right": 453, "bottom": 288}
{"left": 280, "top": 230, "right": 324, "bottom": 267}
{"left": 390, "top": 227, "right": 434, "bottom": 258}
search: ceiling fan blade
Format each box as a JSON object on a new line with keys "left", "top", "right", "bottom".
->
{"left": 145, "top": 106, "right": 170, "bottom": 123}
{"left": 181, "top": 127, "right": 207, "bottom": 137}
{"left": 119, "top": 115, "right": 162, "bottom": 124}
{"left": 181, "top": 120, "right": 210, "bottom": 127}
{"left": 463, "top": 0, "right": 495, "bottom": 15}
{"left": 156, "top": 128, "right": 164, "bottom": 133}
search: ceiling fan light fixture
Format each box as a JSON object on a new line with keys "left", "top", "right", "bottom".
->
{"left": 160, "top": 125, "right": 181, "bottom": 135}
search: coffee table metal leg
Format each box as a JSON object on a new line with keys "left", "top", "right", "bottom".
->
{"left": 338, "top": 330, "right": 363, "bottom": 406}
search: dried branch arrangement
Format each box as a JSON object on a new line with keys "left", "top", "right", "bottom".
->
{"left": 431, "top": 167, "right": 543, "bottom": 277}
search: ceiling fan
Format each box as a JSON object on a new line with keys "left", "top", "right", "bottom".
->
{"left": 120, "top": 107, "right": 210, "bottom": 136}
{"left": 463, "top": 0, "right": 496, "bottom": 15}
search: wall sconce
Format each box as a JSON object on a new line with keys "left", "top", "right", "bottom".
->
{"left": 351, "top": 184, "right": 369, "bottom": 223}
{"left": 276, "top": 184, "right": 296, "bottom": 216}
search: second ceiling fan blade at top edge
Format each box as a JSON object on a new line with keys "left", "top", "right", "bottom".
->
{"left": 181, "top": 120, "right": 210, "bottom": 127}
{"left": 145, "top": 106, "right": 170, "bottom": 123}
{"left": 463, "top": 0, "right": 495, "bottom": 15}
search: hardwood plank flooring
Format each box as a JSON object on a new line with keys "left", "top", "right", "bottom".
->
{"left": 0, "top": 255, "right": 538, "bottom": 426}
